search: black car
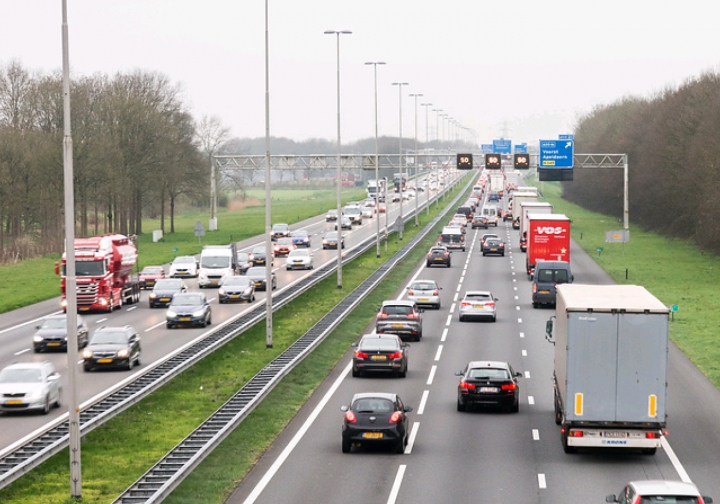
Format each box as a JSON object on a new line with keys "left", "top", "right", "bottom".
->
{"left": 270, "top": 223, "right": 290, "bottom": 241}
{"left": 482, "top": 237, "right": 505, "bottom": 256}
{"left": 352, "top": 334, "right": 409, "bottom": 378}
{"left": 426, "top": 246, "right": 451, "bottom": 267}
{"left": 335, "top": 216, "right": 353, "bottom": 230}
{"left": 250, "top": 246, "right": 273, "bottom": 266}
{"left": 340, "top": 392, "right": 413, "bottom": 453}
{"left": 33, "top": 314, "right": 89, "bottom": 352}
{"left": 236, "top": 251, "right": 254, "bottom": 274}
{"left": 82, "top": 325, "right": 141, "bottom": 372}
{"left": 245, "top": 266, "right": 277, "bottom": 291}
{"left": 166, "top": 293, "right": 212, "bottom": 328}
{"left": 148, "top": 278, "right": 188, "bottom": 308}
{"left": 487, "top": 191, "right": 501, "bottom": 202}
{"left": 456, "top": 360, "right": 521, "bottom": 413}
{"left": 218, "top": 275, "right": 256, "bottom": 303}
{"left": 322, "top": 231, "right": 345, "bottom": 249}
{"left": 471, "top": 214, "right": 489, "bottom": 229}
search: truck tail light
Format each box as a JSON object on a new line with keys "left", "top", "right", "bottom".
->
{"left": 645, "top": 432, "right": 660, "bottom": 439}
{"left": 569, "top": 430, "right": 583, "bottom": 438}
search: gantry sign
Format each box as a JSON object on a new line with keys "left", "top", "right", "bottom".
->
{"left": 214, "top": 153, "right": 460, "bottom": 172}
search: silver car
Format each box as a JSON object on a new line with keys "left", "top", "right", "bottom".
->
{"left": 286, "top": 249, "right": 313, "bottom": 270}
{"left": 0, "top": 362, "right": 62, "bottom": 414}
{"left": 405, "top": 279, "right": 442, "bottom": 309}
{"left": 375, "top": 300, "right": 423, "bottom": 341}
{"left": 459, "top": 291, "right": 497, "bottom": 322}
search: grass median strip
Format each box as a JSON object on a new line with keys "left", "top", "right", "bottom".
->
{"left": 0, "top": 177, "right": 472, "bottom": 504}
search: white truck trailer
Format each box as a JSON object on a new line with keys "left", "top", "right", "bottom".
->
{"left": 546, "top": 284, "right": 669, "bottom": 455}
{"left": 510, "top": 191, "right": 538, "bottom": 230}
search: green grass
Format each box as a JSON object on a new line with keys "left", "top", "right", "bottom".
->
{"left": 0, "top": 187, "right": 366, "bottom": 315}
{"left": 0, "top": 175, "right": 473, "bottom": 504}
{"left": 529, "top": 177, "right": 720, "bottom": 386}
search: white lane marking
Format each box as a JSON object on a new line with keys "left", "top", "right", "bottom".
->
{"left": 0, "top": 310, "right": 63, "bottom": 336}
{"left": 418, "top": 390, "right": 430, "bottom": 414}
{"left": 145, "top": 321, "right": 167, "bottom": 332}
{"left": 453, "top": 292, "right": 459, "bottom": 302}
{"left": 516, "top": 306, "right": 520, "bottom": 311}
{"left": 520, "top": 332, "right": 525, "bottom": 338}
{"left": 456, "top": 284, "right": 462, "bottom": 292}
{"left": 524, "top": 371, "right": 531, "bottom": 379}
{"left": 446, "top": 315, "right": 452, "bottom": 326}
{"left": 427, "top": 365, "right": 437, "bottom": 385}
{"left": 522, "top": 350, "right": 527, "bottom": 357}
{"left": 14, "top": 349, "right": 30, "bottom": 356}
{"left": 95, "top": 318, "right": 108, "bottom": 324}
{"left": 405, "top": 422, "right": 420, "bottom": 455}
{"left": 397, "top": 263, "right": 427, "bottom": 300}
{"left": 511, "top": 272, "right": 515, "bottom": 276}
{"left": 514, "top": 295, "right": 518, "bottom": 300}
{"left": 449, "top": 303, "right": 456, "bottom": 314}
{"left": 661, "top": 436, "right": 692, "bottom": 483}
{"left": 538, "top": 474, "right": 547, "bottom": 489}
{"left": 126, "top": 306, "right": 137, "bottom": 312}
{"left": 460, "top": 274, "right": 465, "bottom": 283}
{"left": 387, "top": 465, "right": 407, "bottom": 504}
{"left": 77, "top": 359, "right": 83, "bottom": 365}
{"left": 511, "top": 266, "right": 514, "bottom": 270}
{"left": 441, "top": 328, "right": 448, "bottom": 342}
{"left": 513, "top": 279, "right": 516, "bottom": 283}
{"left": 518, "top": 318, "right": 523, "bottom": 324}
{"left": 241, "top": 362, "right": 351, "bottom": 504}
{"left": 528, "top": 396, "right": 535, "bottom": 405}
{"left": 434, "top": 345, "right": 443, "bottom": 361}
{"left": 514, "top": 287, "right": 517, "bottom": 291}
{"left": 532, "top": 429, "right": 540, "bottom": 441}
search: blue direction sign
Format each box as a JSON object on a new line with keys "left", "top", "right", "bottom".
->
{"left": 481, "top": 144, "right": 493, "bottom": 154}
{"left": 514, "top": 143, "right": 527, "bottom": 154}
{"left": 539, "top": 139, "right": 574, "bottom": 168}
{"left": 492, "top": 139, "right": 512, "bottom": 154}
{"left": 558, "top": 134, "right": 574, "bottom": 140}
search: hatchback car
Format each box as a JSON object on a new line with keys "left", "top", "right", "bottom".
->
{"left": 335, "top": 216, "right": 353, "bottom": 230}
{"left": 456, "top": 360, "right": 521, "bottom": 413}
{"left": 250, "top": 245, "right": 273, "bottom": 266}
{"left": 375, "top": 300, "right": 423, "bottom": 341}
{"left": 378, "top": 202, "right": 387, "bottom": 213}
{"left": 273, "top": 237, "right": 296, "bottom": 257}
{"left": 168, "top": 256, "right": 199, "bottom": 278}
{"left": 148, "top": 278, "right": 188, "bottom": 308}
{"left": 0, "top": 362, "right": 62, "bottom": 414}
{"left": 83, "top": 325, "right": 141, "bottom": 371}
{"left": 471, "top": 214, "right": 489, "bottom": 229}
{"left": 290, "top": 230, "right": 311, "bottom": 247}
{"left": 340, "top": 392, "right": 413, "bottom": 454}
{"left": 459, "top": 291, "right": 497, "bottom": 322}
{"left": 482, "top": 237, "right": 506, "bottom": 256}
{"left": 236, "top": 251, "right": 254, "bottom": 274}
{"left": 325, "top": 209, "right": 339, "bottom": 221}
{"left": 322, "top": 231, "right": 345, "bottom": 250}
{"left": 480, "top": 233, "right": 499, "bottom": 248}
{"left": 343, "top": 206, "right": 363, "bottom": 225}
{"left": 165, "top": 293, "right": 212, "bottom": 328}
{"left": 361, "top": 206, "right": 374, "bottom": 219}
{"left": 405, "top": 279, "right": 442, "bottom": 309}
{"left": 270, "top": 223, "right": 290, "bottom": 241}
{"left": 351, "top": 334, "right": 409, "bottom": 378}
{"left": 245, "top": 266, "right": 277, "bottom": 291}
{"left": 139, "top": 266, "right": 165, "bottom": 289}
{"left": 32, "top": 314, "right": 89, "bottom": 352}
{"left": 218, "top": 275, "right": 255, "bottom": 303}
{"left": 606, "top": 480, "right": 714, "bottom": 504}
{"left": 426, "top": 245, "right": 451, "bottom": 267}
{"left": 286, "top": 249, "right": 313, "bottom": 270}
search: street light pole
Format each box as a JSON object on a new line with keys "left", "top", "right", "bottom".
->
{"left": 325, "top": 29, "right": 352, "bottom": 288}
{"left": 392, "top": 82, "right": 408, "bottom": 240}
{"left": 264, "top": 0, "right": 273, "bottom": 347}
{"left": 433, "top": 108, "right": 442, "bottom": 144}
{"left": 365, "top": 61, "right": 385, "bottom": 258}
{"left": 421, "top": 102, "right": 432, "bottom": 216}
{"left": 409, "top": 93, "right": 422, "bottom": 226}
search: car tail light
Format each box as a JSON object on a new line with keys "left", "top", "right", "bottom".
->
{"left": 501, "top": 383, "right": 517, "bottom": 391}
{"left": 427, "top": 253, "right": 432, "bottom": 258}
{"left": 532, "top": 284, "right": 537, "bottom": 294}
{"left": 408, "top": 290, "right": 414, "bottom": 296}
{"left": 377, "top": 312, "right": 388, "bottom": 319}
{"left": 355, "top": 351, "right": 369, "bottom": 359}
{"left": 389, "top": 411, "right": 402, "bottom": 424}
{"left": 345, "top": 411, "right": 357, "bottom": 424}
{"left": 433, "top": 290, "right": 439, "bottom": 296}
{"left": 444, "top": 253, "right": 449, "bottom": 257}
{"left": 459, "top": 381, "right": 475, "bottom": 390}
{"left": 485, "top": 302, "right": 495, "bottom": 308}
{"left": 387, "top": 351, "right": 402, "bottom": 359}
{"left": 407, "top": 312, "right": 418, "bottom": 319}
{"left": 461, "top": 302, "right": 471, "bottom": 307}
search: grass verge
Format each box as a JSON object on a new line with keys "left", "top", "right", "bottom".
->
{"left": 0, "top": 176, "right": 473, "bottom": 504}
{"left": 529, "top": 177, "right": 720, "bottom": 387}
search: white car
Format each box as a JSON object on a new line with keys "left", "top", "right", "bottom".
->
{"left": 0, "top": 362, "right": 62, "bottom": 414}
{"left": 405, "top": 279, "right": 442, "bottom": 309}
{"left": 606, "top": 480, "right": 713, "bottom": 504}
{"left": 169, "top": 255, "right": 199, "bottom": 278}
{"left": 286, "top": 249, "right": 314, "bottom": 270}
{"left": 361, "top": 206, "right": 374, "bottom": 218}
{"left": 459, "top": 291, "right": 497, "bottom": 322}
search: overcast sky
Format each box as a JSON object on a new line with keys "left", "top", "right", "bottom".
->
{"left": 2, "top": 1, "right": 718, "bottom": 148}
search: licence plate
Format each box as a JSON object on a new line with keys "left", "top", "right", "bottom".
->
{"left": 371, "top": 355, "right": 387, "bottom": 361}
{"left": 480, "top": 387, "right": 498, "bottom": 393}
{"left": 79, "top": 307, "right": 89, "bottom": 311}
{"left": 419, "top": 298, "right": 429, "bottom": 302}
{"left": 603, "top": 431, "right": 628, "bottom": 438}
{"left": 230, "top": 295, "right": 240, "bottom": 299}
{"left": 180, "top": 317, "right": 191, "bottom": 322}
{"left": 98, "top": 358, "right": 113, "bottom": 364}
{"left": 48, "top": 342, "right": 61, "bottom": 347}
{"left": 210, "top": 280, "right": 218, "bottom": 285}
{"left": 362, "top": 432, "right": 383, "bottom": 439}
{"left": 490, "top": 248, "right": 498, "bottom": 251}
{"left": 392, "top": 323, "right": 404, "bottom": 328}
{"left": 160, "top": 298, "right": 170, "bottom": 302}
{"left": 435, "top": 257, "right": 443, "bottom": 261}
{"left": 539, "top": 290, "right": 550, "bottom": 295}
{"left": 6, "top": 399, "right": 22, "bottom": 405}
{"left": 254, "top": 282, "right": 262, "bottom": 287}
{"left": 473, "top": 304, "right": 484, "bottom": 308}
{"left": 328, "top": 242, "right": 336, "bottom": 246}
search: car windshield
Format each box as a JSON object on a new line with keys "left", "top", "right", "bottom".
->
{"left": 465, "top": 293, "right": 491, "bottom": 302}
{"left": 41, "top": 317, "right": 67, "bottom": 329}
{"left": 171, "top": 294, "right": 204, "bottom": 306}
{"left": 325, "top": 233, "right": 339, "bottom": 240}
{"left": 382, "top": 305, "right": 413, "bottom": 315}
{"left": 638, "top": 498, "right": 700, "bottom": 504}
{"left": 410, "top": 282, "right": 436, "bottom": 291}
{"left": 154, "top": 279, "right": 182, "bottom": 290}
{"left": 173, "top": 257, "right": 195, "bottom": 264}
{"left": 277, "top": 238, "right": 293, "bottom": 246}
{"left": 352, "top": 398, "right": 394, "bottom": 413}
{"left": 91, "top": 331, "right": 128, "bottom": 345}
{"left": 0, "top": 368, "right": 43, "bottom": 383}
{"left": 200, "top": 256, "right": 230, "bottom": 268}
{"left": 272, "top": 224, "right": 288, "bottom": 232}
{"left": 288, "top": 250, "right": 309, "bottom": 258}
{"left": 486, "top": 239, "right": 502, "bottom": 246}
{"left": 344, "top": 208, "right": 360, "bottom": 215}
{"left": 223, "top": 277, "right": 251, "bottom": 287}
{"left": 142, "top": 267, "right": 163, "bottom": 275}
{"left": 327, "top": 209, "right": 338, "bottom": 216}
{"left": 360, "top": 338, "right": 399, "bottom": 351}
{"left": 291, "top": 231, "right": 307, "bottom": 238}
{"left": 246, "top": 267, "right": 269, "bottom": 276}
{"left": 237, "top": 253, "right": 250, "bottom": 261}
{"left": 252, "top": 247, "right": 266, "bottom": 255}
{"left": 66, "top": 260, "right": 105, "bottom": 277}
{"left": 468, "top": 368, "right": 510, "bottom": 380}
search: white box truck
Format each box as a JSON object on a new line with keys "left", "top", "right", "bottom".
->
{"left": 519, "top": 201, "right": 553, "bottom": 250}
{"left": 545, "top": 284, "right": 669, "bottom": 455}
{"left": 510, "top": 191, "right": 538, "bottom": 229}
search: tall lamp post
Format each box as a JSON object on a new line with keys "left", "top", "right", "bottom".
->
{"left": 409, "top": 93, "right": 422, "bottom": 226}
{"left": 264, "top": 0, "right": 273, "bottom": 347}
{"left": 325, "top": 29, "right": 352, "bottom": 288}
{"left": 392, "top": 82, "right": 408, "bottom": 240}
{"left": 365, "top": 61, "right": 385, "bottom": 258}
{"left": 421, "top": 102, "right": 432, "bottom": 216}
{"left": 433, "top": 108, "right": 442, "bottom": 144}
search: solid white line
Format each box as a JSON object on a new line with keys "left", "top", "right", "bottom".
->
{"left": 434, "top": 345, "right": 443, "bottom": 361}
{"left": 524, "top": 371, "right": 531, "bottom": 379}
{"left": 387, "top": 465, "right": 407, "bottom": 504}
{"left": 532, "top": 429, "right": 540, "bottom": 440}
{"left": 242, "top": 362, "right": 351, "bottom": 504}
{"left": 418, "top": 390, "right": 430, "bottom": 414}
{"left": 449, "top": 303, "right": 456, "bottom": 314}
{"left": 145, "top": 320, "right": 167, "bottom": 332}
{"left": 661, "top": 436, "right": 692, "bottom": 483}
{"left": 519, "top": 332, "right": 525, "bottom": 338}
{"left": 126, "top": 306, "right": 137, "bottom": 312}
{"left": 528, "top": 396, "right": 535, "bottom": 405}
{"left": 538, "top": 474, "right": 547, "bottom": 489}
{"left": 14, "top": 348, "right": 30, "bottom": 356}
{"left": 0, "top": 310, "right": 63, "bottom": 336}
{"left": 441, "top": 328, "right": 448, "bottom": 342}
{"left": 427, "top": 365, "right": 437, "bottom": 385}
{"left": 95, "top": 317, "right": 108, "bottom": 324}
{"left": 446, "top": 315, "right": 452, "bottom": 326}
{"left": 522, "top": 350, "right": 527, "bottom": 356}
{"left": 405, "top": 422, "right": 420, "bottom": 454}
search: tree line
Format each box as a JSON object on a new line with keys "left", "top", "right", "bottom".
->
{"left": 565, "top": 70, "right": 720, "bottom": 253}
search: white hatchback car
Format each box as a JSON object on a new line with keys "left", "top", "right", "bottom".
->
{"left": 459, "top": 291, "right": 497, "bottom": 322}
{"left": 286, "top": 249, "right": 313, "bottom": 270}
{"left": 405, "top": 279, "right": 442, "bottom": 309}
{"left": 0, "top": 362, "right": 62, "bottom": 414}
{"left": 169, "top": 256, "right": 199, "bottom": 278}
{"left": 606, "top": 480, "right": 713, "bottom": 504}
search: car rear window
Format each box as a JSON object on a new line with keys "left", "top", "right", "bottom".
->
{"left": 382, "top": 305, "right": 413, "bottom": 315}
{"left": 410, "top": 282, "right": 435, "bottom": 290}
{"left": 465, "top": 293, "right": 491, "bottom": 301}
{"left": 360, "top": 338, "right": 399, "bottom": 350}
{"left": 537, "top": 268, "right": 569, "bottom": 283}
{"left": 469, "top": 368, "right": 510, "bottom": 380}
{"left": 353, "top": 398, "right": 394, "bottom": 413}
{"left": 440, "top": 234, "right": 464, "bottom": 243}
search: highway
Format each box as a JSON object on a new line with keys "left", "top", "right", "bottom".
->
{"left": 224, "top": 194, "right": 720, "bottom": 503}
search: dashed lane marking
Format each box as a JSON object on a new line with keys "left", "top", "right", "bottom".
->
{"left": 434, "top": 345, "right": 443, "bottom": 361}
{"left": 427, "top": 365, "right": 437, "bottom": 385}
{"left": 405, "top": 423, "right": 420, "bottom": 454}
{"left": 418, "top": 390, "right": 429, "bottom": 415}
{"left": 441, "top": 328, "right": 448, "bottom": 342}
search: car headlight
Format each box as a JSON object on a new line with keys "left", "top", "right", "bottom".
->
{"left": 149, "top": 292, "right": 157, "bottom": 299}
{"left": 166, "top": 310, "right": 177, "bottom": 318}
{"left": 26, "top": 388, "right": 44, "bottom": 400}
{"left": 82, "top": 349, "right": 93, "bottom": 359}
{"left": 243, "top": 288, "right": 253, "bottom": 295}
{"left": 218, "top": 289, "right": 226, "bottom": 295}
{"left": 33, "top": 335, "right": 43, "bottom": 343}
{"left": 117, "top": 349, "right": 130, "bottom": 358}
{"left": 192, "top": 309, "right": 206, "bottom": 317}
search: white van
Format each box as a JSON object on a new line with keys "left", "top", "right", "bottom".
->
{"left": 198, "top": 244, "right": 237, "bottom": 288}
{"left": 481, "top": 206, "right": 500, "bottom": 227}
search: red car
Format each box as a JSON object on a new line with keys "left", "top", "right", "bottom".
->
{"left": 139, "top": 266, "right": 165, "bottom": 290}
{"left": 378, "top": 203, "right": 387, "bottom": 213}
{"left": 273, "top": 238, "right": 296, "bottom": 257}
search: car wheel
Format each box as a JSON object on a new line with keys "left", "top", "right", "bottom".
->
{"left": 286, "top": 267, "right": 291, "bottom": 271}
{"left": 457, "top": 400, "right": 466, "bottom": 412}
{"left": 511, "top": 401, "right": 519, "bottom": 413}
{"left": 492, "top": 316, "right": 497, "bottom": 323}
{"left": 459, "top": 315, "right": 464, "bottom": 322}
{"left": 83, "top": 365, "right": 91, "bottom": 372}
{"left": 135, "top": 356, "right": 141, "bottom": 366}
{"left": 482, "top": 252, "right": 486, "bottom": 256}
{"left": 398, "top": 366, "right": 407, "bottom": 378}
{"left": 435, "top": 303, "right": 441, "bottom": 310}
{"left": 395, "top": 437, "right": 405, "bottom": 454}
{"left": 462, "top": 247, "right": 466, "bottom": 252}
{"left": 33, "top": 346, "right": 40, "bottom": 354}
{"left": 207, "top": 314, "right": 212, "bottom": 325}
{"left": 41, "top": 395, "right": 50, "bottom": 415}
{"left": 127, "top": 356, "right": 134, "bottom": 371}
{"left": 352, "top": 368, "right": 360, "bottom": 378}
{"left": 426, "top": 262, "right": 431, "bottom": 267}
{"left": 532, "top": 302, "right": 538, "bottom": 308}
{"left": 554, "top": 395, "right": 563, "bottom": 425}
{"left": 447, "top": 262, "right": 451, "bottom": 267}
{"left": 342, "top": 438, "right": 351, "bottom": 453}
{"left": 54, "top": 391, "right": 61, "bottom": 408}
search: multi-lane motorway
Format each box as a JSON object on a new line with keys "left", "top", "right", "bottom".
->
{"left": 225, "top": 200, "right": 720, "bottom": 503}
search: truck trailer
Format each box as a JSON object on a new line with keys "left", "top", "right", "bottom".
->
{"left": 546, "top": 284, "right": 669, "bottom": 454}
{"left": 510, "top": 191, "right": 538, "bottom": 230}
{"left": 519, "top": 201, "right": 553, "bottom": 248}
{"left": 525, "top": 213, "right": 570, "bottom": 276}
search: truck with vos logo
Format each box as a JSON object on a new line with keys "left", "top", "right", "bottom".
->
{"left": 525, "top": 214, "right": 570, "bottom": 277}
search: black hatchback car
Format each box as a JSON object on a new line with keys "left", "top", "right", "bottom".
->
{"left": 426, "top": 245, "right": 451, "bottom": 267}
{"left": 340, "top": 392, "right": 413, "bottom": 454}
{"left": 245, "top": 266, "right": 277, "bottom": 291}
{"left": 471, "top": 214, "right": 489, "bottom": 229}
{"left": 165, "top": 293, "right": 212, "bottom": 328}
{"left": 33, "top": 314, "right": 89, "bottom": 352}
{"left": 352, "top": 334, "right": 409, "bottom": 378}
{"left": 82, "top": 325, "right": 141, "bottom": 372}
{"left": 148, "top": 278, "right": 188, "bottom": 308}
{"left": 482, "top": 237, "right": 505, "bottom": 256}
{"left": 456, "top": 360, "right": 521, "bottom": 413}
